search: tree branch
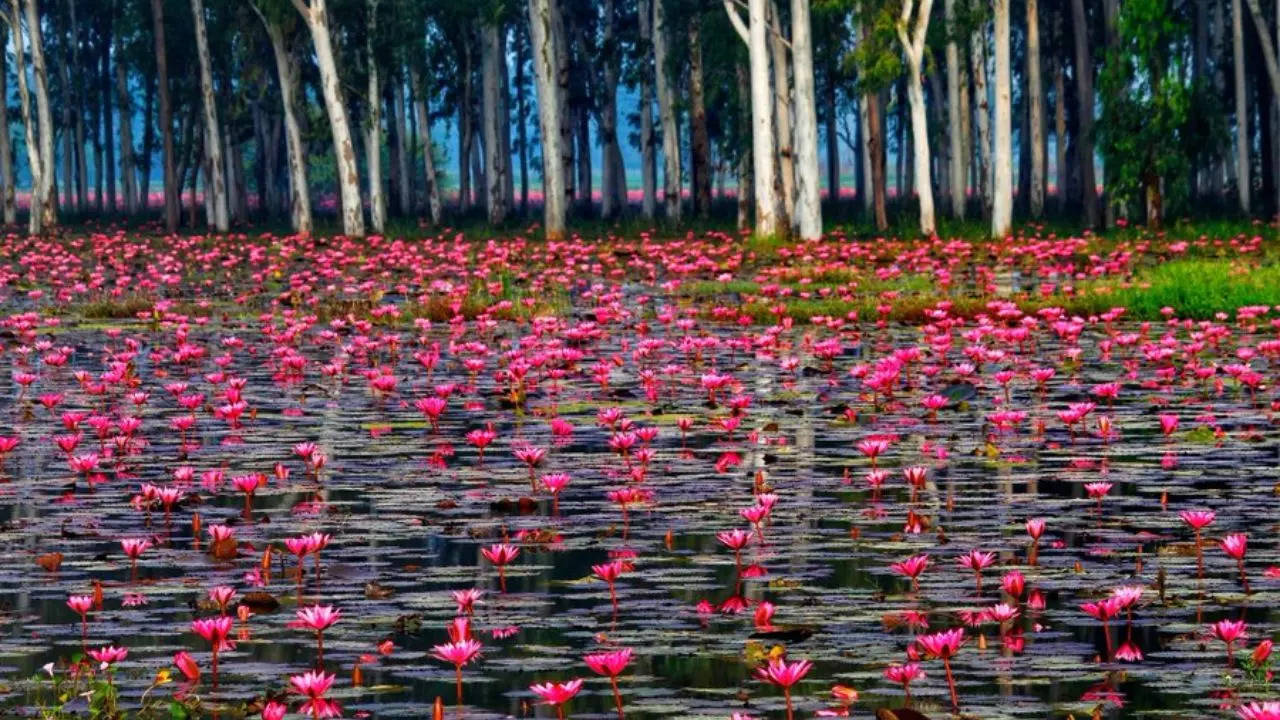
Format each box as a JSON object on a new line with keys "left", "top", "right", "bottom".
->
{"left": 1245, "top": 0, "right": 1280, "bottom": 96}
{"left": 723, "top": 0, "right": 748, "bottom": 45}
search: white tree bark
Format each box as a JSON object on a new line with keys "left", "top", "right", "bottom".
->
{"left": 191, "top": 0, "right": 228, "bottom": 231}
{"left": 743, "top": 0, "right": 780, "bottom": 235}
{"left": 410, "top": 68, "right": 442, "bottom": 225}
{"left": 482, "top": 23, "right": 508, "bottom": 225}
{"left": 528, "top": 0, "right": 566, "bottom": 239}
{"left": 769, "top": 2, "right": 794, "bottom": 225}
{"left": 791, "top": 0, "right": 822, "bottom": 239}
{"left": 364, "top": 0, "right": 385, "bottom": 234}
{"left": 24, "top": 0, "right": 54, "bottom": 232}
{"left": 1027, "top": 0, "right": 1044, "bottom": 218}
{"left": 945, "top": 0, "right": 966, "bottom": 218}
{"left": 291, "top": 0, "right": 364, "bottom": 237}
{"left": 652, "top": 0, "right": 682, "bottom": 222}
{"left": 4, "top": 0, "right": 41, "bottom": 232}
{"left": 896, "top": 0, "right": 937, "bottom": 236}
{"left": 991, "top": 0, "right": 1012, "bottom": 237}
{"left": 252, "top": 3, "right": 312, "bottom": 234}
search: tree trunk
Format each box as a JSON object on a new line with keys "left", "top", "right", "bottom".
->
{"left": 292, "top": 0, "right": 364, "bottom": 237}
{"left": 101, "top": 4, "right": 116, "bottom": 213}
{"left": 639, "top": 0, "right": 657, "bottom": 219}
{"left": 791, "top": 0, "right": 822, "bottom": 239}
{"left": 575, "top": 108, "right": 592, "bottom": 215}
{"left": 8, "top": 0, "right": 41, "bottom": 232}
{"left": 191, "top": 0, "right": 228, "bottom": 231}
{"left": 528, "top": 0, "right": 567, "bottom": 239}
{"left": 1027, "top": 0, "right": 1044, "bottom": 218}
{"left": 599, "top": 0, "right": 625, "bottom": 219}
{"left": 409, "top": 68, "right": 442, "bottom": 225}
{"left": 736, "top": 59, "right": 754, "bottom": 230}
{"left": 459, "top": 36, "right": 473, "bottom": 211}
{"left": 860, "top": 93, "right": 872, "bottom": 214}
{"left": 230, "top": 136, "right": 249, "bottom": 223}
{"left": 0, "top": 22, "right": 13, "bottom": 225}
{"left": 770, "top": 1, "right": 794, "bottom": 227}
{"left": 392, "top": 75, "right": 411, "bottom": 216}
{"left": 749, "top": 0, "right": 780, "bottom": 235}
{"left": 1052, "top": 48, "right": 1067, "bottom": 209}
{"left": 945, "top": 0, "right": 966, "bottom": 218}
{"left": 254, "top": 5, "right": 312, "bottom": 234}
{"left": 500, "top": 41, "right": 514, "bottom": 211}
{"left": 1234, "top": 0, "right": 1251, "bottom": 212}
{"left": 514, "top": 27, "right": 531, "bottom": 215}
{"left": 151, "top": 0, "right": 177, "bottom": 232}
{"left": 992, "top": 0, "right": 1012, "bottom": 237}
{"left": 689, "top": 15, "right": 712, "bottom": 218}
{"left": 551, "top": 3, "right": 573, "bottom": 209}
{"left": 363, "top": 0, "right": 385, "bottom": 233}
{"left": 482, "top": 23, "right": 508, "bottom": 225}
{"left": 60, "top": 59, "right": 73, "bottom": 214}
{"left": 70, "top": 0, "right": 87, "bottom": 212}
{"left": 26, "top": 0, "right": 55, "bottom": 231}
{"left": 139, "top": 68, "right": 154, "bottom": 211}
{"left": 1071, "top": 0, "right": 1099, "bottom": 226}
{"left": 971, "top": 21, "right": 992, "bottom": 219}
{"left": 897, "top": 0, "right": 937, "bottom": 236}
{"left": 653, "top": 0, "right": 682, "bottom": 222}
{"left": 825, "top": 67, "right": 839, "bottom": 205}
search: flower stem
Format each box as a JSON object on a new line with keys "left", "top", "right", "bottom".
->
{"left": 943, "top": 656, "right": 959, "bottom": 711}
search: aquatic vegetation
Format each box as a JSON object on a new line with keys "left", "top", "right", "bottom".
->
{"left": 0, "top": 226, "right": 1275, "bottom": 719}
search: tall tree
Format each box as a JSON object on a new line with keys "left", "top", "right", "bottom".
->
{"left": 0, "top": 20, "right": 13, "bottom": 224}
{"left": 481, "top": 20, "right": 508, "bottom": 225}
{"left": 4, "top": 0, "right": 45, "bottom": 231}
{"left": 1237, "top": 0, "right": 1266, "bottom": 213}
{"left": 528, "top": 0, "right": 566, "bottom": 239}
{"left": 769, "top": 1, "right": 794, "bottom": 225}
{"left": 150, "top": 0, "right": 177, "bottom": 232}
{"left": 991, "top": 0, "right": 1013, "bottom": 237}
{"left": 689, "top": 12, "right": 712, "bottom": 218}
{"left": 251, "top": 0, "right": 312, "bottom": 235}
{"left": 1027, "top": 0, "right": 1045, "bottom": 218}
{"left": 945, "top": 0, "right": 966, "bottom": 218}
{"left": 364, "top": 0, "right": 386, "bottom": 234}
{"left": 292, "top": 0, "right": 365, "bottom": 237}
{"left": 652, "top": 0, "right": 681, "bottom": 221}
{"left": 598, "top": 0, "right": 625, "bottom": 219}
{"left": 191, "top": 0, "right": 229, "bottom": 231}
{"left": 792, "top": 0, "right": 822, "bottom": 239}
{"left": 1071, "top": 0, "right": 1099, "bottom": 226}
{"left": 410, "top": 67, "right": 442, "bottom": 225}
{"left": 896, "top": 0, "right": 937, "bottom": 236}
{"left": 971, "top": 16, "right": 992, "bottom": 217}
{"left": 726, "top": 0, "right": 781, "bottom": 236}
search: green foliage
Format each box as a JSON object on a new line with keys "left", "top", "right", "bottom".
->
{"left": 1097, "top": 0, "right": 1220, "bottom": 221}
{"left": 849, "top": 0, "right": 902, "bottom": 94}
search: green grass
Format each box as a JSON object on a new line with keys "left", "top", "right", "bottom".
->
{"left": 1078, "top": 259, "right": 1280, "bottom": 319}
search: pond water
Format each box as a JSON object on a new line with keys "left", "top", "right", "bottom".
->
{"left": 0, "top": 232, "right": 1276, "bottom": 719}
